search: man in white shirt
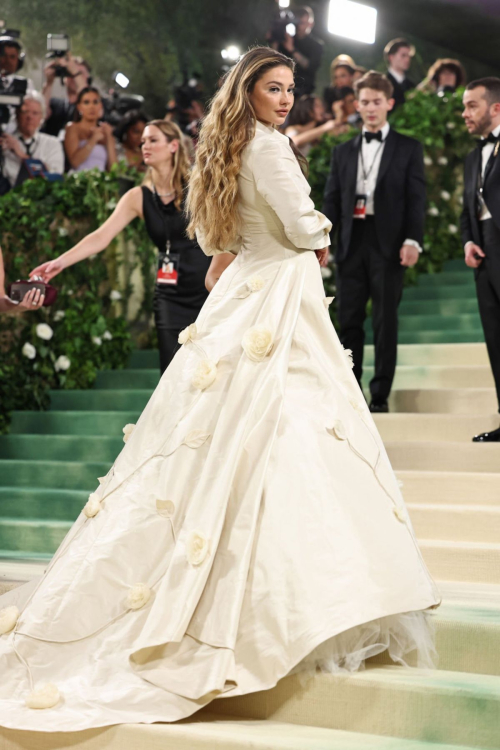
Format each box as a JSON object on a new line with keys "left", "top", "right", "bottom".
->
{"left": 461, "top": 78, "right": 500, "bottom": 442}
{"left": 384, "top": 38, "right": 415, "bottom": 109}
{"left": 0, "top": 91, "right": 64, "bottom": 188}
{"left": 323, "top": 71, "right": 426, "bottom": 413}
{"left": 0, "top": 35, "right": 34, "bottom": 134}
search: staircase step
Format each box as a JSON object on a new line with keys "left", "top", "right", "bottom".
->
{"left": 128, "top": 349, "right": 160, "bottom": 369}
{"left": 0, "top": 460, "right": 108, "bottom": 490}
{"left": 394, "top": 313, "right": 482, "bottom": 332}
{"left": 363, "top": 365, "right": 494, "bottom": 389}
{"left": 364, "top": 343, "right": 488, "bottom": 367}
{"left": 95, "top": 368, "right": 160, "bottom": 389}
{"left": 0, "top": 487, "right": 86, "bottom": 520}
{"left": 386, "top": 441, "right": 500, "bottom": 472}
{"left": 0, "top": 714, "right": 484, "bottom": 750}
{"left": 49, "top": 389, "right": 152, "bottom": 411}
{"left": 416, "top": 271, "right": 475, "bottom": 286}
{"left": 389, "top": 387, "right": 497, "bottom": 414}
{"left": 9, "top": 410, "right": 140, "bottom": 436}
{"left": 408, "top": 503, "right": 500, "bottom": 543}
{"left": 0, "top": 518, "right": 72, "bottom": 555}
{"left": 206, "top": 666, "right": 500, "bottom": 749}
{"left": 400, "top": 299, "right": 479, "bottom": 316}
{"left": 403, "top": 285, "right": 476, "bottom": 300}
{"left": 396, "top": 471, "right": 500, "bottom": 505}
{"left": 0, "top": 434, "right": 123, "bottom": 463}
{"left": 366, "top": 330, "right": 485, "bottom": 344}
{"left": 374, "top": 413, "right": 499, "bottom": 442}
{"left": 421, "top": 539, "right": 500, "bottom": 584}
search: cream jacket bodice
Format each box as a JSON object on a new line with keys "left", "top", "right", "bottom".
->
{"left": 197, "top": 120, "right": 332, "bottom": 258}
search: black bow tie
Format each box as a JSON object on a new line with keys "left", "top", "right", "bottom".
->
{"left": 479, "top": 133, "right": 499, "bottom": 149}
{"left": 364, "top": 131, "right": 383, "bottom": 143}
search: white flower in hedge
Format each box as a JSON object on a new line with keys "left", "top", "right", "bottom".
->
{"left": 191, "top": 359, "right": 217, "bottom": 390}
{"left": 102, "top": 330, "right": 113, "bottom": 341}
{"left": 22, "top": 342, "right": 36, "bottom": 360}
{"left": 53, "top": 310, "right": 65, "bottom": 322}
{"left": 25, "top": 683, "right": 61, "bottom": 710}
{"left": 66, "top": 289, "right": 74, "bottom": 296}
{"left": 92, "top": 336, "right": 102, "bottom": 346}
{"left": 54, "top": 355, "right": 71, "bottom": 372}
{"left": 126, "top": 583, "right": 152, "bottom": 610}
{"left": 423, "top": 156, "right": 433, "bottom": 166}
{"left": 83, "top": 492, "right": 101, "bottom": 518}
{"left": 440, "top": 190, "right": 451, "bottom": 201}
{"left": 446, "top": 122, "right": 456, "bottom": 130}
{"left": 122, "top": 423, "right": 136, "bottom": 443}
{"left": 428, "top": 207, "right": 439, "bottom": 217}
{"left": 36, "top": 323, "right": 53, "bottom": 341}
{"left": 106, "top": 199, "right": 117, "bottom": 211}
{"left": 247, "top": 275, "right": 265, "bottom": 292}
{"left": 0, "top": 605, "right": 19, "bottom": 635}
{"left": 448, "top": 224, "right": 458, "bottom": 234}
{"left": 110, "top": 290, "right": 122, "bottom": 301}
{"left": 321, "top": 266, "right": 332, "bottom": 279}
{"left": 438, "top": 156, "right": 448, "bottom": 166}
{"left": 178, "top": 323, "right": 197, "bottom": 345}
{"left": 242, "top": 326, "right": 274, "bottom": 362}
{"left": 186, "top": 530, "right": 210, "bottom": 566}
{"left": 58, "top": 227, "right": 69, "bottom": 237}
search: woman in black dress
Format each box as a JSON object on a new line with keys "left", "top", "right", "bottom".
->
{"left": 31, "top": 119, "right": 210, "bottom": 372}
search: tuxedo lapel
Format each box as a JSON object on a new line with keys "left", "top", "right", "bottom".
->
{"left": 483, "top": 141, "right": 500, "bottom": 185}
{"left": 376, "top": 129, "right": 396, "bottom": 187}
{"left": 346, "top": 133, "right": 361, "bottom": 197}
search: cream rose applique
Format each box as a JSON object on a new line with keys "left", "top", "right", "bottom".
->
{"left": 83, "top": 493, "right": 101, "bottom": 518}
{"left": 178, "top": 323, "right": 197, "bottom": 345}
{"left": 0, "top": 605, "right": 19, "bottom": 635}
{"left": 191, "top": 359, "right": 217, "bottom": 390}
{"left": 183, "top": 429, "right": 211, "bottom": 449}
{"left": 25, "top": 683, "right": 61, "bottom": 710}
{"left": 186, "top": 530, "right": 210, "bottom": 566}
{"left": 156, "top": 499, "right": 175, "bottom": 518}
{"left": 122, "top": 423, "right": 136, "bottom": 443}
{"left": 330, "top": 420, "right": 347, "bottom": 441}
{"left": 343, "top": 348, "right": 354, "bottom": 369}
{"left": 234, "top": 275, "right": 265, "bottom": 299}
{"left": 242, "top": 326, "right": 274, "bottom": 362}
{"left": 349, "top": 398, "right": 365, "bottom": 414}
{"left": 324, "top": 296, "right": 335, "bottom": 309}
{"left": 126, "top": 583, "right": 152, "bottom": 610}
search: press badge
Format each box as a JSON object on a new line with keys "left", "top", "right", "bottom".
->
{"left": 353, "top": 194, "right": 368, "bottom": 219}
{"left": 156, "top": 253, "right": 180, "bottom": 285}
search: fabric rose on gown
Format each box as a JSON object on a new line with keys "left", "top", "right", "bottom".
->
{"left": 178, "top": 324, "right": 197, "bottom": 345}
{"left": 83, "top": 493, "right": 101, "bottom": 518}
{"left": 242, "top": 326, "right": 274, "bottom": 362}
{"left": 186, "top": 530, "right": 210, "bottom": 565}
{"left": 25, "top": 683, "right": 61, "bottom": 709}
{"left": 0, "top": 605, "right": 19, "bottom": 635}
{"left": 126, "top": 583, "right": 152, "bottom": 610}
{"left": 191, "top": 360, "right": 217, "bottom": 390}
{"left": 247, "top": 275, "right": 265, "bottom": 292}
{"left": 122, "top": 423, "right": 135, "bottom": 443}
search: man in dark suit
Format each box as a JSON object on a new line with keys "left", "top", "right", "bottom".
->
{"left": 384, "top": 38, "right": 415, "bottom": 109}
{"left": 461, "top": 77, "right": 500, "bottom": 442}
{"left": 323, "top": 71, "right": 426, "bottom": 412}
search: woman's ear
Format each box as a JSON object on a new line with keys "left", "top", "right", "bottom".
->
{"left": 169, "top": 139, "right": 180, "bottom": 154}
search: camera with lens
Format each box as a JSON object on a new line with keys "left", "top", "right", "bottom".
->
{"left": 0, "top": 76, "right": 27, "bottom": 128}
{"left": 268, "top": 10, "right": 297, "bottom": 45}
{"left": 45, "top": 34, "right": 70, "bottom": 78}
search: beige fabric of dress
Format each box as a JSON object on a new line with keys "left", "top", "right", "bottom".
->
{"left": 0, "top": 120, "right": 441, "bottom": 731}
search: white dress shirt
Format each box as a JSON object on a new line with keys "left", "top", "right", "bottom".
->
{"left": 3, "top": 129, "right": 65, "bottom": 187}
{"left": 356, "top": 122, "right": 421, "bottom": 252}
{"left": 387, "top": 67, "right": 405, "bottom": 84}
{"left": 478, "top": 123, "right": 500, "bottom": 221}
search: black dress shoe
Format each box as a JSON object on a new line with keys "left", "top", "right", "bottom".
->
{"left": 472, "top": 426, "right": 500, "bottom": 442}
{"left": 369, "top": 399, "right": 389, "bottom": 413}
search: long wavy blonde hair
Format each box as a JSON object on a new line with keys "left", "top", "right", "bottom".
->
{"left": 142, "top": 119, "right": 190, "bottom": 211}
{"left": 186, "top": 47, "right": 295, "bottom": 250}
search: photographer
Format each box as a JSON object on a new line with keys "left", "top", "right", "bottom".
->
{"left": 64, "top": 86, "right": 116, "bottom": 172}
{"left": 0, "top": 91, "right": 63, "bottom": 188}
{"left": 0, "top": 33, "right": 33, "bottom": 134}
{"left": 274, "top": 6, "right": 323, "bottom": 96}
{"left": 42, "top": 53, "right": 90, "bottom": 137}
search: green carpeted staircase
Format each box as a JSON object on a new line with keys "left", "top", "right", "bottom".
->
{"left": 2, "top": 257, "right": 500, "bottom": 749}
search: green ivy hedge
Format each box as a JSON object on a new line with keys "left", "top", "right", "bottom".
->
{"left": 308, "top": 88, "right": 472, "bottom": 302}
{"left": 0, "top": 166, "right": 155, "bottom": 432}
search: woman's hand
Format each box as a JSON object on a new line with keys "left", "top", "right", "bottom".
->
{"left": 17, "top": 287, "right": 45, "bottom": 311}
{"left": 315, "top": 247, "right": 330, "bottom": 267}
{"left": 30, "top": 258, "right": 65, "bottom": 283}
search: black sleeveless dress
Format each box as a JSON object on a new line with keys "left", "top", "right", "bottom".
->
{"left": 141, "top": 186, "right": 210, "bottom": 373}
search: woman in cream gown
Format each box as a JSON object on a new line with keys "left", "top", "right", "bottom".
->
{"left": 0, "top": 48, "right": 441, "bottom": 732}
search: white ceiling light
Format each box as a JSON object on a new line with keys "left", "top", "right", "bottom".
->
{"left": 221, "top": 45, "right": 240, "bottom": 61}
{"left": 328, "top": 0, "right": 377, "bottom": 44}
{"left": 278, "top": 0, "right": 290, "bottom": 7}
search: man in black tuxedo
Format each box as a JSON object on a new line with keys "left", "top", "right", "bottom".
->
{"left": 323, "top": 71, "right": 426, "bottom": 412}
{"left": 384, "top": 39, "right": 415, "bottom": 109}
{"left": 461, "top": 77, "right": 500, "bottom": 442}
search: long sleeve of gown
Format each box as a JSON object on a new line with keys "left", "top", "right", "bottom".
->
{"left": 250, "top": 136, "right": 332, "bottom": 251}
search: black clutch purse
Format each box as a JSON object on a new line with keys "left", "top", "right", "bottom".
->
{"left": 7, "top": 276, "right": 58, "bottom": 307}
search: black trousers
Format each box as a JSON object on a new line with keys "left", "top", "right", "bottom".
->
{"left": 477, "top": 219, "right": 500, "bottom": 412}
{"left": 336, "top": 217, "right": 405, "bottom": 401}
{"left": 153, "top": 294, "right": 183, "bottom": 374}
